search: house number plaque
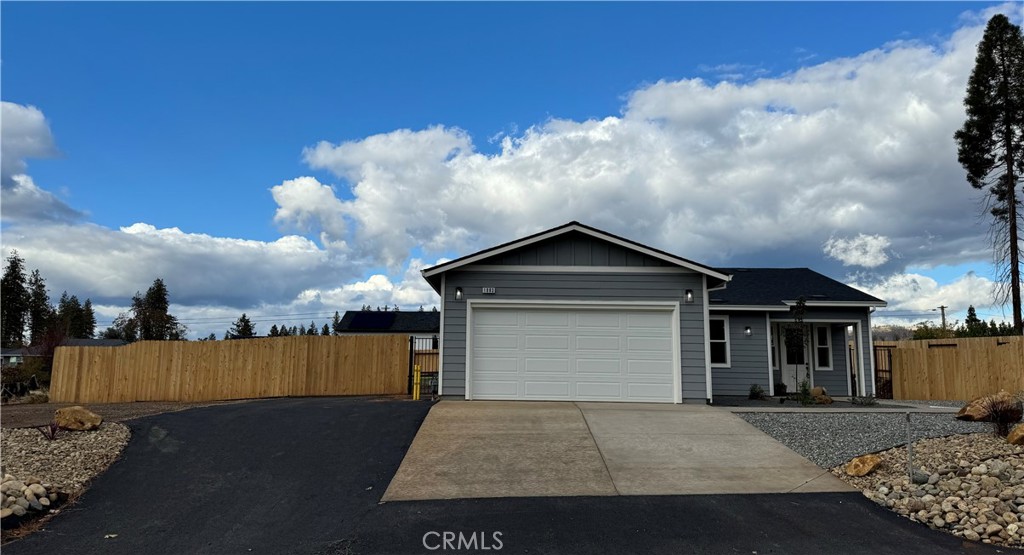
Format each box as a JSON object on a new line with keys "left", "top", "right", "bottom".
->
{"left": 482, "top": 287, "right": 496, "bottom": 294}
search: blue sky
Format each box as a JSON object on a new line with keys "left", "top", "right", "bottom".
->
{"left": 1, "top": 2, "right": 1019, "bottom": 337}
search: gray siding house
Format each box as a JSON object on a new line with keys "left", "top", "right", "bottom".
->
{"left": 421, "top": 222, "right": 885, "bottom": 404}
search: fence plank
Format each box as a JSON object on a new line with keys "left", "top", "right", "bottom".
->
{"left": 50, "top": 335, "right": 411, "bottom": 404}
{"left": 888, "top": 336, "right": 1024, "bottom": 400}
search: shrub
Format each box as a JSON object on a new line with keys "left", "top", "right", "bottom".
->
{"left": 982, "top": 393, "right": 1023, "bottom": 437}
{"left": 851, "top": 395, "right": 878, "bottom": 406}
{"left": 748, "top": 384, "right": 767, "bottom": 400}
{"left": 797, "top": 380, "right": 813, "bottom": 406}
{"left": 774, "top": 383, "right": 788, "bottom": 396}
{"left": 37, "top": 421, "right": 61, "bottom": 441}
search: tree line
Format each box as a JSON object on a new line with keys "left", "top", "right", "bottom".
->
{"left": 873, "top": 305, "right": 1018, "bottom": 341}
{"left": 218, "top": 311, "right": 345, "bottom": 340}
{"left": 1, "top": 251, "right": 97, "bottom": 349}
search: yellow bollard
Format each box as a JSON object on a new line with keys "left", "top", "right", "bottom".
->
{"left": 413, "top": 364, "right": 421, "bottom": 400}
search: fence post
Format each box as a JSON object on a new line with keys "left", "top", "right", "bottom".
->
{"left": 407, "top": 335, "right": 415, "bottom": 395}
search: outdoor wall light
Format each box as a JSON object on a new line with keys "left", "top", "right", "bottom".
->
{"left": 684, "top": 289, "right": 694, "bottom": 303}
{"left": 455, "top": 287, "right": 464, "bottom": 300}
{"left": 744, "top": 326, "right": 753, "bottom": 337}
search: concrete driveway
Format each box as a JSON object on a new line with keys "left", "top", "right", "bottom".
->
{"left": 383, "top": 400, "right": 852, "bottom": 500}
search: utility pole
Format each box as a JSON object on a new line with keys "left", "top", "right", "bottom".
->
{"left": 938, "top": 305, "right": 948, "bottom": 329}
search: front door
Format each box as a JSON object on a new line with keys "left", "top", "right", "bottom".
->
{"left": 781, "top": 324, "right": 809, "bottom": 393}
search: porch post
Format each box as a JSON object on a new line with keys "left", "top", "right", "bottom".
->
{"left": 765, "top": 313, "right": 774, "bottom": 396}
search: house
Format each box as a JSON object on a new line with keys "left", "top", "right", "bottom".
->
{"left": 421, "top": 221, "right": 885, "bottom": 404}
{"left": 336, "top": 310, "right": 440, "bottom": 343}
{"left": 1, "top": 338, "right": 126, "bottom": 368}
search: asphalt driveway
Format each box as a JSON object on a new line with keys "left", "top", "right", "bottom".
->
{"left": 3, "top": 397, "right": 1004, "bottom": 555}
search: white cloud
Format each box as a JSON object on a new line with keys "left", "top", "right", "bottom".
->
{"left": 850, "top": 271, "right": 996, "bottom": 314}
{"left": 823, "top": 234, "right": 892, "bottom": 268}
{"left": 0, "top": 102, "right": 83, "bottom": 223}
{"left": 272, "top": 6, "right": 1018, "bottom": 277}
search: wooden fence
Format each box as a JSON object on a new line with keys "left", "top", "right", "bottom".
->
{"left": 50, "top": 335, "right": 410, "bottom": 403}
{"left": 875, "top": 336, "right": 1024, "bottom": 400}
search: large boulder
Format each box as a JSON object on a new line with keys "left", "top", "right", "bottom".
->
{"left": 956, "top": 391, "right": 1023, "bottom": 423}
{"left": 845, "top": 454, "right": 882, "bottom": 477}
{"left": 814, "top": 394, "right": 834, "bottom": 405}
{"left": 1008, "top": 424, "right": 1024, "bottom": 446}
{"left": 54, "top": 406, "right": 103, "bottom": 431}
{"left": 811, "top": 386, "right": 828, "bottom": 397}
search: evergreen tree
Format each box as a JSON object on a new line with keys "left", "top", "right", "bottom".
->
{"left": 306, "top": 321, "right": 318, "bottom": 335}
{"left": 81, "top": 299, "right": 96, "bottom": 338}
{"left": 26, "top": 269, "right": 54, "bottom": 345}
{"left": 331, "top": 311, "right": 343, "bottom": 335}
{"left": 103, "top": 278, "right": 186, "bottom": 341}
{"left": 227, "top": 313, "right": 256, "bottom": 339}
{"left": 1, "top": 250, "right": 29, "bottom": 348}
{"left": 322, "top": 323, "right": 330, "bottom": 336}
{"left": 269, "top": 324, "right": 280, "bottom": 337}
{"left": 298, "top": 324, "right": 306, "bottom": 335}
{"left": 955, "top": 14, "right": 1024, "bottom": 334}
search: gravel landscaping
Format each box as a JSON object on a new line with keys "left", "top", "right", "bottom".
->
{"left": 739, "top": 412, "right": 990, "bottom": 468}
{"left": 1, "top": 422, "right": 130, "bottom": 492}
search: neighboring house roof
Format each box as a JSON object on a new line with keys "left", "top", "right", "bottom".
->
{"left": 1, "top": 339, "right": 127, "bottom": 358}
{"left": 337, "top": 311, "right": 440, "bottom": 334}
{"left": 60, "top": 338, "right": 127, "bottom": 347}
{"left": 709, "top": 268, "right": 886, "bottom": 309}
{"left": 421, "top": 221, "right": 733, "bottom": 292}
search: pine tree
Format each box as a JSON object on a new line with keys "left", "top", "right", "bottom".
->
{"left": 955, "top": 14, "right": 1024, "bottom": 334}
{"left": 103, "top": 278, "right": 186, "bottom": 341}
{"left": 306, "top": 321, "right": 318, "bottom": 335}
{"left": 321, "top": 323, "right": 330, "bottom": 336}
{"left": 298, "top": 324, "right": 306, "bottom": 335}
{"left": 81, "top": 299, "right": 96, "bottom": 338}
{"left": 1, "top": 250, "right": 29, "bottom": 347}
{"left": 269, "top": 324, "right": 280, "bottom": 337}
{"left": 26, "top": 269, "right": 53, "bottom": 345}
{"left": 227, "top": 313, "right": 256, "bottom": 339}
{"left": 331, "top": 311, "right": 342, "bottom": 335}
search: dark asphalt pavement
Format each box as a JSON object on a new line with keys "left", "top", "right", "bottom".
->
{"left": 3, "top": 397, "right": 1009, "bottom": 555}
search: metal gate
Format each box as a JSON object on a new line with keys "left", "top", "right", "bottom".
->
{"left": 873, "top": 345, "right": 894, "bottom": 399}
{"left": 408, "top": 336, "right": 440, "bottom": 397}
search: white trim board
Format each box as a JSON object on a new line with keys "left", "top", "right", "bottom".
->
{"left": 702, "top": 276, "right": 713, "bottom": 402}
{"left": 765, "top": 313, "right": 774, "bottom": 397}
{"left": 783, "top": 300, "right": 887, "bottom": 308}
{"left": 464, "top": 299, "right": 683, "bottom": 404}
{"left": 438, "top": 273, "right": 446, "bottom": 396}
{"left": 422, "top": 223, "right": 732, "bottom": 282}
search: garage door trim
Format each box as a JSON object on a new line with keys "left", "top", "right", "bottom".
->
{"left": 465, "top": 299, "right": 682, "bottom": 403}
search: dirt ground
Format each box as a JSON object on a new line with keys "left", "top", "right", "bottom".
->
{"left": 0, "top": 400, "right": 248, "bottom": 429}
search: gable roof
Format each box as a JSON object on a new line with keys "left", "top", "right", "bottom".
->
{"left": 337, "top": 311, "right": 440, "bottom": 333}
{"left": 709, "top": 268, "right": 886, "bottom": 308}
{"left": 421, "top": 221, "right": 732, "bottom": 292}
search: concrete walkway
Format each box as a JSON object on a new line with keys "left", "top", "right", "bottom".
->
{"left": 382, "top": 401, "right": 853, "bottom": 501}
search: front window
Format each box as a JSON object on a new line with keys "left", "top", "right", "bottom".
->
{"left": 709, "top": 317, "right": 730, "bottom": 367}
{"left": 815, "top": 326, "right": 832, "bottom": 370}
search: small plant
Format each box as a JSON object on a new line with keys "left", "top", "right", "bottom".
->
{"left": 797, "top": 379, "right": 813, "bottom": 406}
{"left": 982, "top": 394, "right": 1023, "bottom": 437}
{"left": 851, "top": 395, "right": 878, "bottom": 406}
{"left": 37, "top": 421, "right": 61, "bottom": 441}
{"left": 748, "top": 384, "right": 767, "bottom": 400}
{"left": 774, "top": 383, "right": 788, "bottom": 396}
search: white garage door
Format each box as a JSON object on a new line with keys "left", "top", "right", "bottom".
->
{"left": 469, "top": 306, "right": 678, "bottom": 402}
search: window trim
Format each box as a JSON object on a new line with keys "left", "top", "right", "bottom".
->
{"left": 709, "top": 315, "right": 731, "bottom": 368}
{"left": 815, "top": 325, "right": 832, "bottom": 371}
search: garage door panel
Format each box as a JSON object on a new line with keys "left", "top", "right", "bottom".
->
{"left": 576, "top": 336, "right": 621, "bottom": 351}
{"left": 524, "top": 335, "right": 570, "bottom": 350}
{"left": 576, "top": 359, "right": 622, "bottom": 374}
{"left": 627, "top": 383, "right": 673, "bottom": 402}
{"left": 526, "top": 311, "right": 570, "bottom": 327}
{"left": 475, "top": 310, "right": 521, "bottom": 326}
{"left": 525, "top": 358, "right": 570, "bottom": 374}
{"left": 628, "top": 312, "right": 671, "bottom": 329}
{"left": 471, "top": 307, "right": 677, "bottom": 403}
{"left": 627, "top": 359, "right": 673, "bottom": 375}
{"left": 473, "top": 356, "right": 519, "bottom": 373}
{"left": 576, "top": 312, "right": 622, "bottom": 328}
{"left": 473, "top": 380, "right": 520, "bottom": 397}
{"left": 575, "top": 382, "right": 623, "bottom": 399}
{"left": 627, "top": 337, "right": 673, "bottom": 352}
{"left": 475, "top": 335, "right": 520, "bottom": 349}
{"left": 524, "top": 381, "right": 571, "bottom": 398}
